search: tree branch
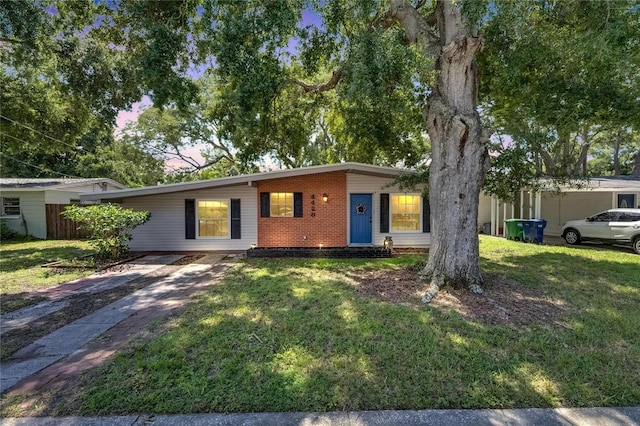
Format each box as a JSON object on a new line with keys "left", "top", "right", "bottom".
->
{"left": 414, "top": 0, "right": 427, "bottom": 11}
{"left": 571, "top": 143, "right": 590, "bottom": 176}
{"left": 389, "top": 0, "right": 441, "bottom": 56}
{"left": 540, "top": 149, "right": 557, "bottom": 175}
{"left": 291, "top": 70, "right": 343, "bottom": 94}
{"left": 0, "top": 37, "right": 22, "bottom": 45}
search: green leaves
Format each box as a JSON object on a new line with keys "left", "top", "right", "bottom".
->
{"left": 62, "top": 204, "right": 151, "bottom": 260}
{"left": 479, "top": 0, "right": 640, "bottom": 179}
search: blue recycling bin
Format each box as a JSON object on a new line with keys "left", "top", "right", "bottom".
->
{"left": 521, "top": 219, "right": 547, "bottom": 244}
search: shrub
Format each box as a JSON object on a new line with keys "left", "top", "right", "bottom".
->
{"left": 0, "top": 219, "right": 18, "bottom": 241}
{"left": 62, "top": 204, "right": 151, "bottom": 260}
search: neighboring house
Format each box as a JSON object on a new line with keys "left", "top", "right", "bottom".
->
{"left": 478, "top": 176, "right": 640, "bottom": 236}
{"left": 80, "top": 163, "right": 429, "bottom": 251}
{"left": 0, "top": 178, "right": 127, "bottom": 239}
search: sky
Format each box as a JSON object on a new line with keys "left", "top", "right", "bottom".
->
{"left": 114, "top": 8, "right": 325, "bottom": 173}
{"left": 115, "top": 98, "right": 206, "bottom": 170}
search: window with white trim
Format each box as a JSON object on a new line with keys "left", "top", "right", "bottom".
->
{"left": 270, "top": 192, "right": 294, "bottom": 217}
{"left": 391, "top": 194, "right": 421, "bottom": 231}
{"left": 197, "top": 200, "right": 229, "bottom": 238}
{"left": 1, "top": 197, "right": 20, "bottom": 217}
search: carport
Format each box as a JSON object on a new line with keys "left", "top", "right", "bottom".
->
{"left": 480, "top": 176, "right": 640, "bottom": 237}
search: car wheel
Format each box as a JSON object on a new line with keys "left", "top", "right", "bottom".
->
{"left": 564, "top": 229, "right": 581, "bottom": 245}
{"left": 633, "top": 237, "right": 640, "bottom": 255}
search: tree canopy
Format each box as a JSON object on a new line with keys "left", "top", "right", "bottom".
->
{"left": 2, "top": 0, "right": 639, "bottom": 295}
{"left": 3, "top": 0, "right": 638, "bottom": 183}
{"left": 479, "top": 0, "right": 640, "bottom": 182}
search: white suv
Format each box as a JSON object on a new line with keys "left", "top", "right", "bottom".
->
{"left": 561, "top": 208, "right": 640, "bottom": 254}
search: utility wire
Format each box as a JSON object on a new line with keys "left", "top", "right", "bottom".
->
{"left": 0, "top": 114, "right": 91, "bottom": 154}
{"left": 0, "top": 152, "right": 84, "bottom": 179}
{"left": 1, "top": 116, "right": 195, "bottom": 174}
{"left": 1, "top": 130, "right": 182, "bottom": 174}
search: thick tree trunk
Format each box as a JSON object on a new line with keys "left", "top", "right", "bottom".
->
{"left": 419, "top": 1, "right": 490, "bottom": 302}
{"left": 390, "top": 0, "right": 489, "bottom": 301}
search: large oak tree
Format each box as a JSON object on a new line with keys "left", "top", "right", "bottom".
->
{"left": 3, "top": 0, "right": 637, "bottom": 299}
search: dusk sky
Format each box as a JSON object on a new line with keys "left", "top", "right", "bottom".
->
{"left": 115, "top": 7, "right": 325, "bottom": 171}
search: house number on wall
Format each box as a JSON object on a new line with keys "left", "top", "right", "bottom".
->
{"left": 310, "top": 194, "right": 316, "bottom": 217}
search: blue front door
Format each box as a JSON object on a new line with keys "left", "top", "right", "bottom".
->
{"left": 350, "top": 194, "right": 372, "bottom": 244}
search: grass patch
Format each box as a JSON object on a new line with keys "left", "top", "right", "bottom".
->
{"left": 0, "top": 239, "right": 95, "bottom": 313}
{"left": 63, "top": 237, "right": 639, "bottom": 414}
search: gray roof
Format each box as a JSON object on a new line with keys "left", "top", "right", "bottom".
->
{"left": 80, "top": 163, "right": 405, "bottom": 201}
{"left": 0, "top": 178, "right": 126, "bottom": 190}
{"left": 74, "top": 165, "right": 639, "bottom": 202}
{"left": 557, "top": 176, "right": 640, "bottom": 192}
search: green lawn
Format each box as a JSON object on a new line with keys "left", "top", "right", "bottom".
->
{"left": 0, "top": 239, "right": 95, "bottom": 313}
{"left": 66, "top": 236, "right": 639, "bottom": 414}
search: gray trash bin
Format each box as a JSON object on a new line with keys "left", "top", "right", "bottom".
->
{"left": 482, "top": 222, "right": 491, "bottom": 234}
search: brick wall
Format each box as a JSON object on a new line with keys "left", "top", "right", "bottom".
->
{"left": 257, "top": 171, "right": 347, "bottom": 247}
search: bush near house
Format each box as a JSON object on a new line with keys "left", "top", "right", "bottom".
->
{"left": 62, "top": 204, "right": 151, "bottom": 260}
{"left": 0, "top": 219, "right": 18, "bottom": 241}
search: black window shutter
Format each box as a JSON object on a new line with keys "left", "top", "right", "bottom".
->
{"left": 260, "top": 192, "right": 270, "bottom": 217}
{"left": 423, "top": 196, "right": 431, "bottom": 233}
{"left": 380, "top": 193, "right": 389, "bottom": 233}
{"left": 185, "top": 199, "right": 196, "bottom": 239}
{"left": 231, "top": 199, "right": 241, "bottom": 239}
{"left": 293, "top": 192, "right": 303, "bottom": 217}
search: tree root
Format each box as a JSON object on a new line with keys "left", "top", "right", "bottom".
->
{"left": 421, "top": 281, "right": 441, "bottom": 303}
{"left": 420, "top": 276, "right": 484, "bottom": 304}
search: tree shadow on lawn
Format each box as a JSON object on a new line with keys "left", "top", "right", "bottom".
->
{"left": 484, "top": 248, "right": 640, "bottom": 333}
{"left": 492, "top": 249, "right": 640, "bottom": 300}
{"left": 0, "top": 246, "right": 94, "bottom": 273}
{"left": 71, "top": 259, "right": 640, "bottom": 415}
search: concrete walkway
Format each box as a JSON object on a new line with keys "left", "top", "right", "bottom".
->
{"left": 3, "top": 407, "right": 640, "bottom": 425}
{"left": 1, "top": 254, "right": 236, "bottom": 394}
{"left": 0, "top": 255, "right": 183, "bottom": 335}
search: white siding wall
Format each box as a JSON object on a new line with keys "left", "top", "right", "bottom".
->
{"left": 0, "top": 191, "right": 46, "bottom": 239}
{"left": 346, "top": 174, "right": 429, "bottom": 247}
{"left": 120, "top": 185, "right": 258, "bottom": 251}
{"left": 478, "top": 193, "right": 492, "bottom": 229}
{"left": 44, "top": 190, "right": 74, "bottom": 204}
{"left": 541, "top": 192, "right": 614, "bottom": 236}
{"left": 65, "top": 182, "right": 121, "bottom": 194}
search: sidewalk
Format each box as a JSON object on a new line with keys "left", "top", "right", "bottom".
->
{"left": 3, "top": 406, "right": 640, "bottom": 425}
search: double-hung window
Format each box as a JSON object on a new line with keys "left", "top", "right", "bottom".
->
{"left": 197, "top": 200, "right": 229, "bottom": 238}
{"left": 1, "top": 197, "right": 20, "bottom": 217}
{"left": 391, "top": 194, "right": 421, "bottom": 231}
{"left": 270, "top": 193, "right": 294, "bottom": 217}
{"left": 260, "top": 192, "right": 302, "bottom": 218}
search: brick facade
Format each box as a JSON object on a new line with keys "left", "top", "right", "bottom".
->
{"left": 257, "top": 171, "right": 347, "bottom": 247}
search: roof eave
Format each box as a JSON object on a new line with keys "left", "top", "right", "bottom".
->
{"left": 80, "top": 163, "right": 404, "bottom": 201}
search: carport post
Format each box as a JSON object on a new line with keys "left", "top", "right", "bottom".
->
{"left": 535, "top": 192, "right": 542, "bottom": 218}
{"left": 490, "top": 195, "right": 496, "bottom": 235}
{"left": 529, "top": 191, "right": 534, "bottom": 218}
{"left": 503, "top": 202, "right": 507, "bottom": 236}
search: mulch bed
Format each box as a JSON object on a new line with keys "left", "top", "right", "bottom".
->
{"left": 40, "top": 253, "right": 144, "bottom": 269}
{"left": 347, "top": 267, "right": 572, "bottom": 329}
